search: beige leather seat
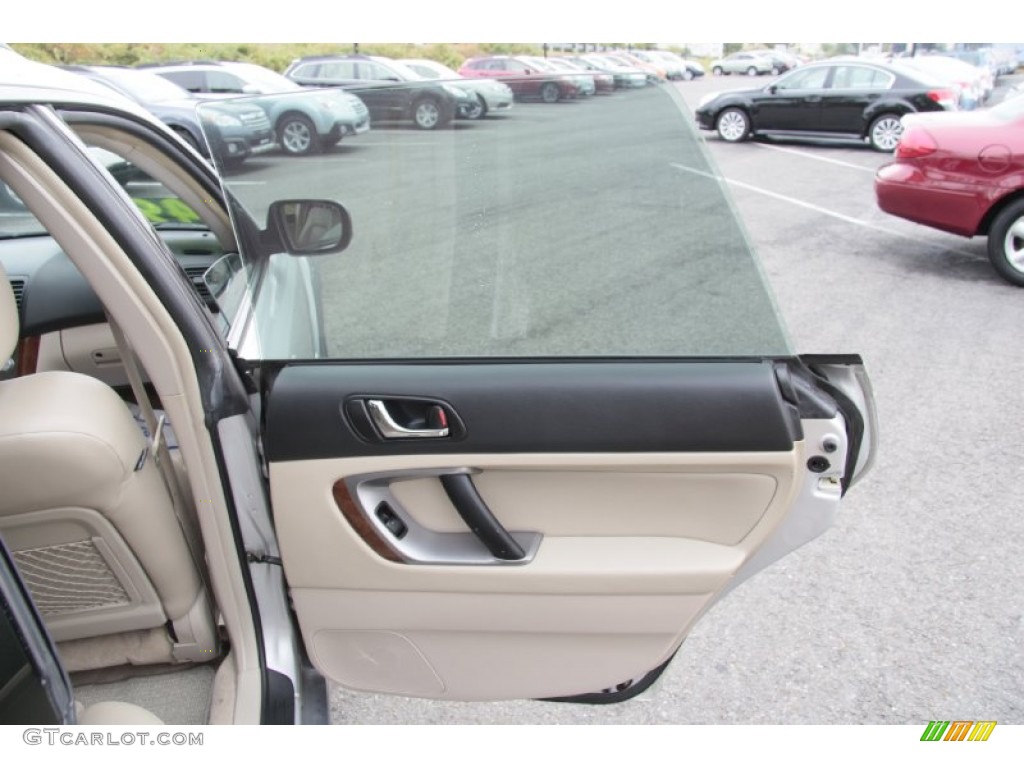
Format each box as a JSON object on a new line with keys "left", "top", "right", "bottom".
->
{"left": 78, "top": 701, "right": 165, "bottom": 725}
{"left": 0, "top": 263, "right": 216, "bottom": 669}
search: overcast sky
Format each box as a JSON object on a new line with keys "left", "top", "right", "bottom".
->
{"left": 5, "top": 2, "right": 1019, "bottom": 46}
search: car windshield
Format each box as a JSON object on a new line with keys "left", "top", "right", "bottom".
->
{"left": 378, "top": 59, "right": 428, "bottom": 81}
{"left": 228, "top": 63, "right": 303, "bottom": 93}
{"left": 91, "top": 67, "right": 193, "bottom": 102}
{"left": 199, "top": 82, "right": 792, "bottom": 360}
{"left": 404, "top": 60, "right": 461, "bottom": 80}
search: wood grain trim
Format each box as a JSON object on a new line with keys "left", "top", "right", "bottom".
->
{"left": 15, "top": 336, "right": 40, "bottom": 376}
{"left": 332, "top": 479, "right": 406, "bottom": 564}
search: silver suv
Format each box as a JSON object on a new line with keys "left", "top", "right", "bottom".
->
{"left": 141, "top": 60, "right": 371, "bottom": 156}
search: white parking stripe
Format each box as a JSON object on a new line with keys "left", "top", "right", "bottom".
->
{"left": 670, "top": 162, "right": 978, "bottom": 257}
{"left": 753, "top": 143, "right": 880, "bottom": 173}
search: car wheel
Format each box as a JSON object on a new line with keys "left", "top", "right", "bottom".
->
{"left": 278, "top": 114, "right": 320, "bottom": 156}
{"left": 465, "top": 95, "right": 487, "bottom": 120}
{"left": 682, "top": 69, "right": 694, "bottom": 81}
{"left": 770, "top": 67, "right": 780, "bottom": 76}
{"left": 746, "top": 66, "right": 758, "bottom": 76}
{"left": 712, "top": 66, "right": 723, "bottom": 76}
{"left": 540, "top": 82, "right": 560, "bottom": 104}
{"left": 987, "top": 198, "right": 1024, "bottom": 287}
{"left": 413, "top": 98, "right": 444, "bottom": 130}
{"left": 867, "top": 113, "right": 903, "bottom": 152}
{"left": 715, "top": 108, "right": 750, "bottom": 143}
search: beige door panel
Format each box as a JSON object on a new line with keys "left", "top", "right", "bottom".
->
{"left": 271, "top": 448, "right": 804, "bottom": 700}
{"left": 392, "top": 470, "right": 779, "bottom": 545}
{"left": 295, "top": 590, "right": 706, "bottom": 699}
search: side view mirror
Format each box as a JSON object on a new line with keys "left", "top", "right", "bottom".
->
{"left": 266, "top": 199, "right": 353, "bottom": 255}
{"left": 767, "top": 85, "right": 779, "bottom": 94}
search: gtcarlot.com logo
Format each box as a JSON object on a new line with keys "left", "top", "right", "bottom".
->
{"left": 22, "top": 729, "right": 203, "bottom": 746}
{"left": 920, "top": 721, "right": 997, "bottom": 742}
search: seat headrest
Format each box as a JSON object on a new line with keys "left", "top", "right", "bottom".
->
{"left": 0, "top": 261, "right": 18, "bottom": 362}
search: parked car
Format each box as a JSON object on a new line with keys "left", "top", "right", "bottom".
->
{"left": 746, "top": 50, "right": 798, "bottom": 76}
{"left": 1, "top": 46, "right": 876, "bottom": 725}
{"left": 902, "top": 55, "right": 989, "bottom": 110}
{"left": 61, "top": 65, "right": 275, "bottom": 168}
{"left": 458, "top": 56, "right": 580, "bottom": 102}
{"left": 710, "top": 52, "right": 776, "bottom": 76}
{"left": 946, "top": 49, "right": 997, "bottom": 99}
{"left": 695, "top": 60, "right": 958, "bottom": 152}
{"left": 284, "top": 55, "right": 475, "bottom": 129}
{"left": 577, "top": 54, "right": 648, "bottom": 88}
{"left": 875, "top": 94, "right": 1024, "bottom": 286}
{"left": 519, "top": 56, "right": 596, "bottom": 96}
{"left": 602, "top": 52, "right": 666, "bottom": 83}
{"left": 630, "top": 51, "right": 684, "bottom": 80}
{"left": 551, "top": 58, "right": 615, "bottom": 93}
{"left": 398, "top": 58, "right": 514, "bottom": 119}
{"left": 140, "top": 60, "right": 370, "bottom": 156}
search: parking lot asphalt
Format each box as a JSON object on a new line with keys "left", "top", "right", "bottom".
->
{"left": 230, "top": 74, "right": 1024, "bottom": 724}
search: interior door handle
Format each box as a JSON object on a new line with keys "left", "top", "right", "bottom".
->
{"left": 367, "top": 399, "right": 450, "bottom": 439}
{"left": 440, "top": 473, "right": 526, "bottom": 561}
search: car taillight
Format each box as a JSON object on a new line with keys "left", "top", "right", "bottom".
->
{"left": 927, "top": 88, "right": 957, "bottom": 109}
{"left": 895, "top": 126, "right": 937, "bottom": 159}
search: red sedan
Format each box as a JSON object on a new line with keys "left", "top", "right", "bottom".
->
{"left": 458, "top": 56, "right": 580, "bottom": 103}
{"left": 875, "top": 94, "right": 1024, "bottom": 286}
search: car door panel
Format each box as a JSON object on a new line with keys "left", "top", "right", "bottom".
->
{"left": 265, "top": 359, "right": 866, "bottom": 700}
{"left": 755, "top": 90, "right": 824, "bottom": 132}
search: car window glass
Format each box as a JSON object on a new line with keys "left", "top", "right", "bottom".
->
{"left": 320, "top": 61, "right": 356, "bottom": 80}
{"left": 200, "top": 88, "right": 792, "bottom": 360}
{"left": 776, "top": 66, "right": 829, "bottom": 90}
{"left": 158, "top": 70, "right": 204, "bottom": 92}
{"left": 207, "top": 71, "right": 246, "bottom": 94}
{"left": 292, "top": 62, "right": 319, "bottom": 79}
{"left": 1, "top": 145, "right": 203, "bottom": 240}
{"left": 365, "top": 63, "right": 396, "bottom": 81}
{"left": 831, "top": 66, "right": 892, "bottom": 90}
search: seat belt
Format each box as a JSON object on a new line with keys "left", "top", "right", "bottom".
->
{"left": 105, "top": 313, "right": 204, "bottom": 570}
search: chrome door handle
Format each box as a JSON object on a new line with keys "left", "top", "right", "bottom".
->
{"left": 367, "top": 399, "right": 450, "bottom": 439}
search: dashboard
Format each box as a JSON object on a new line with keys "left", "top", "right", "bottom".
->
{"left": 2, "top": 229, "right": 224, "bottom": 384}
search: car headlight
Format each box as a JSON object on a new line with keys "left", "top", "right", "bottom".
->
{"left": 206, "top": 112, "right": 243, "bottom": 128}
{"left": 443, "top": 84, "right": 470, "bottom": 98}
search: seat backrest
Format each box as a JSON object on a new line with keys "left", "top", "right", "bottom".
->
{"left": 0, "top": 263, "right": 216, "bottom": 669}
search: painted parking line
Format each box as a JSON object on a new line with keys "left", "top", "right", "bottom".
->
{"left": 670, "top": 162, "right": 978, "bottom": 258}
{"left": 752, "top": 143, "right": 881, "bottom": 173}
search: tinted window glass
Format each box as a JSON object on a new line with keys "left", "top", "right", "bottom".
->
{"left": 777, "top": 66, "right": 829, "bottom": 90}
{"left": 202, "top": 86, "right": 792, "bottom": 360}
{"left": 320, "top": 61, "right": 357, "bottom": 79}
{"left": 158, "top": 70, "right": 204, "bottom": 92}
{"left": 207, "top": 71, "right": 246, "bottom": 93}
{"left": 831, "top": 66, "right": 892, "bottom": 90}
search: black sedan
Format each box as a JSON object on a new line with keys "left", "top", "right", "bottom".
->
{"left": 284, "top": 54, "right": 476, "bottom": 130}
{"left": 695, "top": 60, "right": 958, "bottom": 152}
